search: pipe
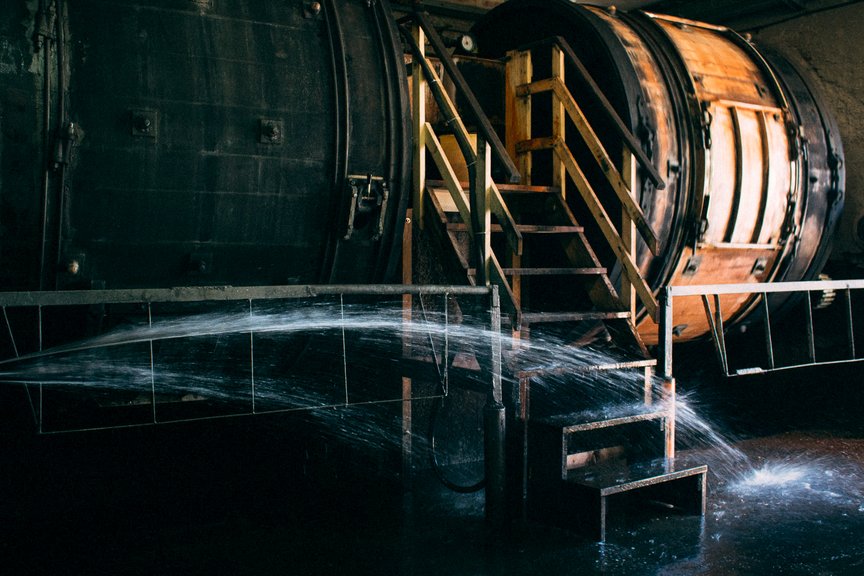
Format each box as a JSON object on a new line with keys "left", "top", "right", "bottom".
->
{"left": 484, "top": 402, "right": 506, "bottom": 524}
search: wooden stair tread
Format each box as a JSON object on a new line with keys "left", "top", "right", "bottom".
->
{"left": 470, "top": 267, "right": 605, "bottom": 276}
{"left": 426, "top": 180, "right": 560, "bottom": 195}
{"left": 446, "top": 222, "right": 584, "bottom": 233}
{"left": 520, "top": 311, "right": 630, "bottom": 324}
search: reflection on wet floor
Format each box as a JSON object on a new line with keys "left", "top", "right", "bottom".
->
{"left": 3, "top": 348, "right": 864, "bottom": 575}
{"left": 4, "top": 430, "right": 862, "bottom": 575}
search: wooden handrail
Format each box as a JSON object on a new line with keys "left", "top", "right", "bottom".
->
{"left": 553, "top": 138, "right": 659, "bottom": 318}
{"left": 404, "top": 28, "right": 523, "bottom": 257}
{"left": 513, "top": 36, "right": 666, "bottom": 191}
{"left": 405, "top": 11, "right": 521, "bottom": 185}
{"left": 518, "top": 77, "right": 660, "bottom": 255}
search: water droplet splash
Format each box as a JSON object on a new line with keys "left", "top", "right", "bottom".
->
{"left": 735, "top": 461, "right": 811, "bottom": 488}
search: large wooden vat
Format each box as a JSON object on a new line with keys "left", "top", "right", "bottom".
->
{"left": 475, "top": 1, "right": 845, "bottom": 342}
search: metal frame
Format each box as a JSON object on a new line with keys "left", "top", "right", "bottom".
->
{"left": 0, "top": 284, "right": 499, "bottom": 428}
{"left": 659, "top": 279, "right": 864, "bottom": 379}
{"left": 0, "top": 283, "right": 507, "bottom": 521}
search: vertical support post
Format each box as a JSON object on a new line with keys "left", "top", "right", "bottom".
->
{"left": 551, "top": 45, "right": 566, "bottom": 196}
{"left": 621, "top": 149, "right": 638, "bottom": 319}
{"left": 485, "top": 286, "right": 507, "bottom": 524}
{"left": 643, "top": 365, "right": 654, "bottom": 407}
{"left": 38, "top": 305, "right": 43, "bottom": 434}
{"left": 412, "top": 24, "right": 427, "bottom": 230}
{"left": 249, "top": 299, "right": 256, "bottom": 414}
{"left": 804, "top": 291, "right": 816, "bottom": 363}
{"left": 658, "top": 287, "right": 675, "bottom": 460}
{"left": 148, "top": 303, "right": 157, "bottom": 424}
{"left": 505, "top": 49, "right": 532, "bottom": 184}
{"left": 658, "top": 287, "right": 673, "bottom": 381}
{"left": 471, "top": 137, "right": 492, "bottom": 286}
{"left": 845, "top": 288, "right": 856, "bottom": 359}
{"left": 663, "top": 376, "right": 676, "bottom": 460}
{"left": 761, "top": 293, "right": 775, "bottom": 370}
{"left": 505, "top": 49, "right": 531, "bottom": 316}
{"left": 401, "top": 210, "right": 414, "bottom": 490}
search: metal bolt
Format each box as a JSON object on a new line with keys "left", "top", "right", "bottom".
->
{"left": 67, "top": 260, "right": 80, "bottom": 275}
{"left": 135, "top": 115, "right": 152, "bottom": 133}
{"left": 309, "top": 2, "right": 321, "bottom": 15}
{"left": 264, "top": 122, "right": 281, "bottom": 141}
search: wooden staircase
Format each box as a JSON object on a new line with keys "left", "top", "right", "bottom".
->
{"left": 401, "top": 14, "right": 705, "bottom": 539}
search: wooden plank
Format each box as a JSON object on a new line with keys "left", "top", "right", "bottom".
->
{"left": 521, "top": 311, "right": 631, "bottom": 323}
{"left": 411, "top": 25, "right": 426, "bottom": 230}
{"left": 550, "top": 79, "right": 659, "bottom": 254}
{"left": 424, "top": 123, "right": 473, "bottom": 233}
{"left": 415, "top": 65, "right": 522, "bottom": 256}
{"left": 413, "top": 11, "right": 520, "bottom": 183}
{"left": 555, "top": 139, "right": 659, "bottom": 319}
{"left": 427, "top": 180, "right": 560, "bottom": 195}
{"left": 514, "top": 224, "right": 583, "bottom": 233}
{"left": 489, "top": 181, "right": 523, "bottom": 256}
{"left": 447, "top": 223, "right": 584, "bottom": 234}
{"left": 499, "top": 267, "right": 606, "bottom": 276}
{"left": 516, "top": 136, "right": 556, "bottom": 153}
{"left": 472, "top": 138, "right": 493, "bottom": 286}
{"left": 489, "top": 252, "right": 518, "bottom": 316}
{"left": 551, "top": 46, "right": 566, "bottom": 195}
{"left": 553, "top": 37, "right": 666, "bottom": 190}
{"left": 506, "top": 49, "right": 533, "bottom": 184}
{"left": 622, "top": 149, "right": 637, "bottom": 319}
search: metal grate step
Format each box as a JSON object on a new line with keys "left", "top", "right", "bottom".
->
{"left": 564, "top": 459, "right": 708, "bottom": 541}
{"left": 516, "top": 358, "right": 656, "bottom": 379}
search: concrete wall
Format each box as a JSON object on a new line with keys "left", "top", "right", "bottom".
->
{"left": 754, "top": 4, "right": 864, "bottom": 266}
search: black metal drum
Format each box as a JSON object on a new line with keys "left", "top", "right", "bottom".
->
{"left": 0, "top": 0, "right": 410, "bottom": 292}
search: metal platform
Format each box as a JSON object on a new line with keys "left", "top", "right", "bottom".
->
{"left": 565, "top": 460, "right": 708, "bottom": 541}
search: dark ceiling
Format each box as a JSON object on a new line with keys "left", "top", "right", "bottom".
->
{"left": 596, "top": 0, "right": 864, "bottom": 31}
{"left": 411, "top": 0, "right": 864, "bottom": 31}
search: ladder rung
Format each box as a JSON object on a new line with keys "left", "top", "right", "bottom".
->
{"left": 520, "top": 311, "right": 631, "bottom": 324}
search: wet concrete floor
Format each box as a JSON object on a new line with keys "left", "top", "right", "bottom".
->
{"left": 2, "top": 363, "right": 863, "bottom": 575}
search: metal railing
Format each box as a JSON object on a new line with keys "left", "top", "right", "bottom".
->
{"left": 0, "top": 284, "right": 501, "bottom": 433}
{"left": 658, "top": 279, "right": 864, "bottom": 379}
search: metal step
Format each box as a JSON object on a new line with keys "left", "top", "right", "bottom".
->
{"left": 564, "top": 459, "right": 708, "bottom": 541}
{"left": 516, "top": 358, "right": 656, "bottom": 379}
{"left": 560, "top": 409, "right": 667, "bottom": 434}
